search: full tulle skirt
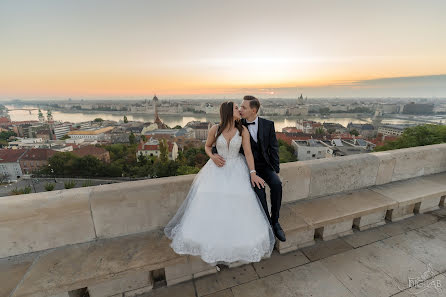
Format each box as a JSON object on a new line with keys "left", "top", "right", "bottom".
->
{"left": 164, "top": 154, "right": 275, "bottom": 266}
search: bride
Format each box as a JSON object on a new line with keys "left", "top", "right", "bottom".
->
{"left": 164, "top": 101, "right": 275, "bottom": 267}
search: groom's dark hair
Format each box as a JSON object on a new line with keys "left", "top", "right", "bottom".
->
{"left": 243, "top": 95, "right": 260, "bottom": 113}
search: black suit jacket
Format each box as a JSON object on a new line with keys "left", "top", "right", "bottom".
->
{"left": 212, "top": 117, "right": 280, "bottom": 173}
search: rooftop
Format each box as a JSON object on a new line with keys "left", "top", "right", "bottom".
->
{"left": 21, "top": 148, "right": 56, "bottom": 160}
{"left": 72, "top": 145, "right": 109, "bottom": 157}
{"left": 0, "top": 148, "right": 27, "bottom": 163}
{"left": 67, "top": 126, "right": 114, "bottom": 135}
{"left": 186, "top": 122, "right": 211, "bottom": 129}
{"left": 293, "top": 139, "right": 325, "bottom": 147}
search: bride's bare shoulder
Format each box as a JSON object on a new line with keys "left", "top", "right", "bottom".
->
{"left": 210, "top": 124, "right": 219, "bottom": 132}
{"left": 208, "top": 124, "right": 219, "bottom": 136}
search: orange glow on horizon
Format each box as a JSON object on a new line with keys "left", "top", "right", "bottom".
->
{"left": 1, "top": 1, "right": 446, "bottom": 98}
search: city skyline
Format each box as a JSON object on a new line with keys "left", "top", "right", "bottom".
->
{"left": 1, "top": 0, "right": 446, "bottom": 99}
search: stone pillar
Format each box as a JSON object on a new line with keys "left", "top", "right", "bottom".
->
{"left": 386, "top": 204, "right": 415, "bottom": 222}
{"left": 317, "top": 219, "right": 354, "bottom": 241}
{"left": 416, "top": 196, "right": 442, "bottom": 213}
{"left": 353, "top": 210, "right": 387, "bottom": 231}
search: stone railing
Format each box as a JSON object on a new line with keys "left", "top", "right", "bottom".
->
{"left": 2, "top": 143, "right": 446, "bottom": 297}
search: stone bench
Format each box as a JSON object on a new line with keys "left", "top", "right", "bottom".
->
{"left": 276, "top": 189, "right": 397, "bottom": 253}
{"left": 276, "top": 172, "right": 446, "bottom": 254}
{"left": 370, "top": 172, "right": 446, "bottom": 222}
{"left": 1, "top": 229, "right": 212, "bottom": 297}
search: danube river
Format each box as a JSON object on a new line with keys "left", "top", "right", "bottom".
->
{"left": 5, "top": 105, "right": 445, "bottom": 132}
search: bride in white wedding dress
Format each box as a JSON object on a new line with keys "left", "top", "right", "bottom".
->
{"left": 164, "top": 101, "right": 275, "bottom": 266}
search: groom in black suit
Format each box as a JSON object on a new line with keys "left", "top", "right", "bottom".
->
{"left": 212, "top": 95, "right": 286, "bottom": 242}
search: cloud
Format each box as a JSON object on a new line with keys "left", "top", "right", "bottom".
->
{"left": 227, "top": 74, "right": 446, "bottom": 98}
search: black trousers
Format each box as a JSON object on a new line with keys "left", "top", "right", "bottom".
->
{"left": 252, "top": 163, "right": 282, "bottom": 226}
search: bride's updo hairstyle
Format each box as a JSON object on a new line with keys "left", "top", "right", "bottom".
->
{"left": 215, "top": 101, "right": 244, "bottom": 144}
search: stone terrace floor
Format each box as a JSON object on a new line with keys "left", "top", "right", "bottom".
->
{"left": 143, "top": 207, "right": 446, "bottom": 297}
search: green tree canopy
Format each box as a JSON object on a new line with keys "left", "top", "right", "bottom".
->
{"left": 129, "top": 132, "right": 136, "bottom": 144}
{"left": 350, "top": 129, "right": 359, "bottom": 136}
{"left": 159, "top": 139, "right": 169, "bottom": 163}
{"left": 0, "top": 130, "right": 17, "bottom": 140}
{"left": 278, "top": 139, "right": 297, "bottom": 163}
{"left": 375, "top": 124, "right": 446, "bottom": 152}
{"left": 315, "top": 127, "right": 325, "bottom": 136}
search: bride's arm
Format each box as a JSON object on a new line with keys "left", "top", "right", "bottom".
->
{"left": 241, "top": 126, "right": 265, "bottom": 189}
{"left": 205, "top": 124, "right": 225, "bottom": 167}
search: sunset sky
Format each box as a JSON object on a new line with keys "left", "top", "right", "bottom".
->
{"left": 1, "top": 0, "right": 446, "bottom": 99}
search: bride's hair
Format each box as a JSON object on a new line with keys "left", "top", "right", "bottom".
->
{"left": 215, "top": 101, "right": 243, "bottom": 144}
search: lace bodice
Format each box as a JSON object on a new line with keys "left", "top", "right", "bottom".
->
{"left": 215, "top": 128, "right": 242, "bottom": 159}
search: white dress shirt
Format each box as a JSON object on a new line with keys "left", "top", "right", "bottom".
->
{"left": 246, "top": 116, "right": 259, "bottom": 143}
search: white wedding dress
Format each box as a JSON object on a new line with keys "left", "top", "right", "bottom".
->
{"left": 164, "top": 128, "right": 275, "bottom": 266}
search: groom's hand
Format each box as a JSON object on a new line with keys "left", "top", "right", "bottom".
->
{"left": 211, "top": 154, "right": 225, "bottom": 167}
{"left": 250, "top": 173, "right": 265, "bottom": 189}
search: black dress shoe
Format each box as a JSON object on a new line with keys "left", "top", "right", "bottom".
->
{"left": 272, "top": 222, "right": 286, "bottom": 242}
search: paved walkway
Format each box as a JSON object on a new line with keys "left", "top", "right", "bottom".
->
{"left": 145, "top": 207, "right": 446, "bottom": 297}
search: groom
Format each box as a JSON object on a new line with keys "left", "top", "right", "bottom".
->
{"left": 212, "top": 95, "right": 286, "bottom": 242}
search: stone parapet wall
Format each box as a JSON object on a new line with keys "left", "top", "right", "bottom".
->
{"left": 1, "top": 143, "right": 445, "bottom": 297}
{"left": 1, "top": 143, "right": 445, "bottom": 259}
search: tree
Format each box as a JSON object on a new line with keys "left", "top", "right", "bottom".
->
{"left": 350, "top": 129, "right": 359, "bottom": 136}
{"left": 47, "top": 152, "right": 77, "bottom": 176}
{"left": 375, "top": 124, "right": 446, "bottom": 151}
{"left": 173, "top": 125, "right": 182, "bottom": 129}
{"left": 72, "top": 155, "right": 104, "bottom": 177}
{"left": 194, "top": 153, "right": 208, "bottom": 167}
{"left": 60, "top": 134, "right": 70, "bottom": 140}
{"left": 0, "top": 130, "right": 16, "bottom": 141}
{"left": 152, "top": 159, "right": 178, "bottom": 177}
{"left": 278, "top": 139, "right": 297, "bottom": 163}
{"left": 129, "top": 132, "right": 136, "bottom": 144}
{"left": 123, "top": 115, "right": 128, "bottom": 123}
{"left": 137, "top": 152, "right": 148, "bottom": 165}
{"left": 177, "top": 165, "right": 200, "bottom": 175}
{"left": 94, "top": 118, "right": 103, "bottom": 122}
{"left": 159, "top": 139, "right": 169, "bottom": 163}
{"left": 279, "top": 146, "right": 295, "bottom": 163}
{"left": 107, "top": 163, "right": 123, "bottom": 177}
{"left": 315, "top": 127, "right": 325, "bottom": 136}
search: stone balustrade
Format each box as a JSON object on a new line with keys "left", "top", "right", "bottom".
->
{"left": 1, "top": 143, "right": 446, "bottom": 297}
